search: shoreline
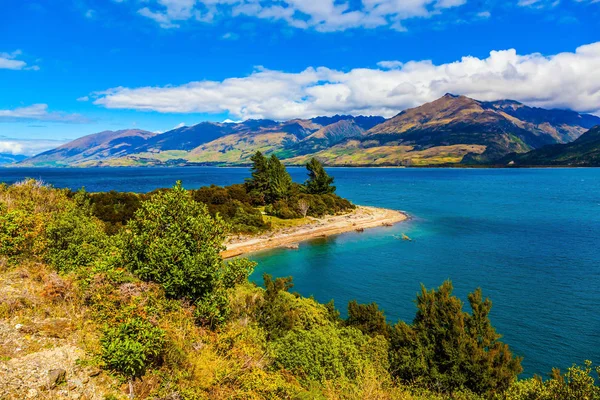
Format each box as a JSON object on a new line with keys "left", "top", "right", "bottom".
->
{"left": 222, "top": 206, "right": 408, "bottom": 259}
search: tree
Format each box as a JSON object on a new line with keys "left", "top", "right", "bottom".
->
{"left": 266, "top": 154, "right": 292, "bottom": 203}
{"left": 304, "top": 158, "right": 335, "bottom": 195}
{"left": 297, "top": 199, "right": 310, "bottom": 218}
{"left": 245, "top": 151, "right": 269, "bottom": 204}
{"left": 346, "top": 300, "right": 390, "bottom": 339}
{"left": 389, "top": 281, "right": 522, "bottom": 396}
{"left": 101, "top": 317, "right": 165, "bottom": 399}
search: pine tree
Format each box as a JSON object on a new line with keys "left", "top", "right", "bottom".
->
{"left": 245, "top": 151, "right": 269, "bottom": 204}
{"left": 266, "top": 154, "right": 292, "bottom": 203}
{"left": 388, "top": 280, "right": 522, "bottom": 395}
{"left": 305, "top": 158, "right": 335, "bottom": 194}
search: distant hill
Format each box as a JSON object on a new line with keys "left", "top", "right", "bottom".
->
{"left": 0, "top": 153, "right": 27, "bottom": 165}
{"left": 291, "top": 94, "right": 599, "bottom": 166}
{"left": 497, "top": 126, "right": 600, "bottom": 167}
{"left": 16, "top": 95, "right": 600, "bottom": 167}
{"left": 19, "top": 129, "right": 159, "bottom": 167}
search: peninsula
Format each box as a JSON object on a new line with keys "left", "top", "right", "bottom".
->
{"left": 223, "top": 205, "right": 408, "bottom": 258}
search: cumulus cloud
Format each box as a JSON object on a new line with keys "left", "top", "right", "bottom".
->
{"left": 93, "top": 42, "right": 600, "bottom": 119}
{"left": 0, "top": 50, "right": 38, "bottom": 71}
{"left": 130, "top": 0, "right": 467, "bottom": 31}
{"left": 0, "top": 138, "right": 67, "bottom": 156}
{"left": 0, "top": 104, "right": 90, "bottom": 123}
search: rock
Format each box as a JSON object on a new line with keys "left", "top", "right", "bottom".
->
{"left": 15, "top": 324, "right": 23, "bottom": 330}
{"left": 48, "top": 368, "right": 66, "bottom": 387}
{"left": 26, "top": 388, "right": 38, "bottom": 398}
{"left": 68, "top": 378, "right": 83, "bottom": 390}
{"left": 88, "top": 368, "right": 101, "bottom": 377}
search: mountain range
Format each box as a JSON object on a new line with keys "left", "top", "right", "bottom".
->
{"left": 498, "top": 126, "right": 600, "bottom": 167}
{"left": 15, "top": 94, "right": 600, "bottom": 167}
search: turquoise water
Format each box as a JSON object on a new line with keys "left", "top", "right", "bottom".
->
{"left": 1, "top": 167, "right": 599, "bottom": 377}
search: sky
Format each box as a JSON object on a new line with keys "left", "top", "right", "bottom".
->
{"left": 1, "top": 0, "right": 599, "bottom": 155}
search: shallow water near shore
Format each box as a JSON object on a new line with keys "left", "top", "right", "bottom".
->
{"left": 1, "top": 167, "right": 599, "bottom": 377}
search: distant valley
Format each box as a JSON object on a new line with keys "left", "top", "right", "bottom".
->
{"left": 15, "top": 94, "right": 600, "bottom": 168}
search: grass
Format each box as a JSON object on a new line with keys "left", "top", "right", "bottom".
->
{"left": 258, "top": 208, "right": 313, "bottom": 230}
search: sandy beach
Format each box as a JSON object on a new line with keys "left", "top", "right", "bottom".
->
{"left": 222, "top": 206, "right": 408, "bottom": 259}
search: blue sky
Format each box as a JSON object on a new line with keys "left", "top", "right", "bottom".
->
{"left": 1, "top": 0, "right": 599, "bottom": 155}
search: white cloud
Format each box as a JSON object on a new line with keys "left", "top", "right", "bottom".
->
{"left": 0, "top": 50, "right": 38, "bottom": 71}
{"left": 93, "top": 42, "right": 600, "bottom": 119}
{"left": 131, "top": 0, "right": 467, "bottom": 31}
{"left": 0, "top": 104, "right": 90, "bottom": 123}
{"left": 0, "top": 138, "right": 68, "bottom": 156}
{"left": 518, "top": 0, "right": 596, "bottom": 7}
{"left": 476, "top": 11, "right": 491, "bottom": 18}
{"left": 377, "top": 61, "right": 404, "bottom": 69}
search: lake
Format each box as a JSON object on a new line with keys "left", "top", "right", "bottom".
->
{"left": 1, "top": 166, "right": 599, "bottom": 377}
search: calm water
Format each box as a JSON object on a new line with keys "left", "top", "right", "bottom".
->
{"left": 1, "top": 167, "right": 599, "bottom": 377}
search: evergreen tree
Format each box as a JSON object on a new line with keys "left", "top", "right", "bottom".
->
{"left": 346, "top": 300, "right": 390, "bottom": 338}
{"left": 389, "top": 280, "right": 522, "bottom": 396}
{"left": 305, "top": 158, "right": 335, "bottom": 194}
{"left": 245, "top": 151, "right": 269, "bottom": 204}
{"left": 266, "top": 154, "right": 292, "bottom": 203}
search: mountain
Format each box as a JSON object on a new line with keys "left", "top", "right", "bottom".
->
{"left": 16, "top": 95, "right": 600, "bottom": 167}
{"left": 19, "top": 129, "right": 159, "bottom": 167}
{"left": 287, "top": 94, "right": 600, "bottom": 166}
{"left": 0, "top": 153, "right": 27, "bottom": 165}
{"left": 497, "top": 125, "right": 600, "bottom": 167}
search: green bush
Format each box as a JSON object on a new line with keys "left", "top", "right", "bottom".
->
{"left": 45, "top": 194, "right": 108, "bottom": 272}
{"left": 505, "top": 361, "right": 600, "bottom": 400}
{"left": 0, "top": 207, "right": 32, "bottom": 258}
{"left": 272, "top": 325, "right": 389, "bottom": 382}
{"left": 100, "top": 317, "right": 165, "bottom": 382}
{"left": 258, "top": 274, "right": 331, "bottom": 340}
{"left": 119, "top": 181, "right": 227, "bottom": 301}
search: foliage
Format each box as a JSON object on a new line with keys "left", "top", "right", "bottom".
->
{"left": 258, "top": 274, "right": 331, "bottom": 340}
{"left": 100, "top": 317, "right": 165, "bottom": 380}
{"left": 86, "top": 190, "right": 145, "bottom": 235}
{"left": 505, "top": 361, "right": 600, "bottom": 400}
{"left": 44, "top": 191, "right": 108, "bottom": 272}
{"left": 346, "top": 300, "right": 390, "bottom": 338}
{"left": 191, "top": 184, "right": 269, "bottom": 233}
{"left": 389, "top": 281, "right": 522, "bottom": 396}
{"left": 266, "top": 154, "right": 293, "bottom": 203}
{"left": 272, "top": 325, "right": 389, "bottom": 382}
{"left": 245, "top": 151, "right": 270, "bottom": 204}
{"left": 0, "top": 179, "right": 70, "bottom": 260}
{"left": 305, "top": 158, "right": 336, "bottom": 194}
{"left": 118, "top": 181, "right": 228, "bottom": 301}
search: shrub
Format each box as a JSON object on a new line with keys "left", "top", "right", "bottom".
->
{"left": 101, "top": 317, "right": 165, "bottom": 397}
{"left": 505, "top": 361, "right": 600, "bottom": 400}
{"left": 119, "top": 181, "right": 227, "bottom": 301}
{"left": 44, "top": 194, "right": 108, "bottom": 272}
{"left": 272, "top": 325, "right": 389, "bottom": 382}
{"left": 258, "top": 274, "right": 332, "bottom": 340}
